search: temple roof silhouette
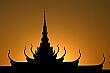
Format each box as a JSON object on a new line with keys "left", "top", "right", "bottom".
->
{"left": 0, "top": 9, "right": 110, "bottom": 73}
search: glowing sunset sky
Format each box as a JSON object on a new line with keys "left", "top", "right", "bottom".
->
{"left": 0, "top": 0, "right": 110, "bottom": 69}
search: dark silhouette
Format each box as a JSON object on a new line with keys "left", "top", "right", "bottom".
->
{"left": 0, "top": 10, "right": 110, "bottom": 73}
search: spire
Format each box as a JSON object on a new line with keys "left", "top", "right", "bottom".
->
{"left": 42, "top": 8, "right": 48, "bottom": 37}
{"left": 44, "top": 7, "right": 46, "bottom": 25}
{"left": 40, "top": 7, "right": 49, "bottom": 47}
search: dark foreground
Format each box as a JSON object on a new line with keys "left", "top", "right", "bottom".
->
{"left": 0, "top": 66, "right": 110, "bottom": 73}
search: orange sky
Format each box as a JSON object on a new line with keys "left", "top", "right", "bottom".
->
{"left": 0, "top": 0, "right": 110, "bottom": 69}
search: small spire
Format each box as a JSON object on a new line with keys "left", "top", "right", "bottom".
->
{"left": 41, "top": 6, "right": 49, "bottom": 45}
{"left": 43, "top": 5, "right": 47, "bottom": 31}
{"left": 42, "top": 6, "right": 48, "bottom": 35}
{"left": 44, "top": 6, "right": 46, "bottom": 25}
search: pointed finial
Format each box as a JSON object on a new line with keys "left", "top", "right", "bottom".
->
{"left": 25, "top": 46, "right": 26, "bottom": 50}
{"left": 103, "top": 53, "right": 104, "bottom": 57}
{"left": 44, "top": 4, "right": 45, "bottom": 13}
{"left": 102, "top": 53, "right": 105, "bottom": 64}
{"left": 57, "top": 44, "right": 59, "bottom": 47}
{"left": 9, "top": 49, "right": 10, "bottom": 54}
{"left": 31, "top": 44, "right": 33, "bottom": 47}
{"left": 63, "top": 47, "right": 66, "bottom": 57}
{"left": 41, "top": 4, "right": 49, "bottom": 44}
{"left": 78, "top": 49, "right": 81, "bottom": 59}
{"left": 44, "top": 4, "right": 46, "bottom": 24}
{"left": 64, "top": 46, "right": 66, "bottom": 50}
{"left": 79, "top": 49, "right": 80, "bottom": 53}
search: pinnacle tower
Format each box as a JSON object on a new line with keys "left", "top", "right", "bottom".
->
{"left": 35, "top": 9, "right": 54, "bottom": 62}
{"left": 40, "top": 9, "right": 50, "bottom": 48}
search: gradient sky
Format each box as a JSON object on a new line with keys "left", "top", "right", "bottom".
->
{"left": 0, "top": 0, "right": 110, "bottom": 69}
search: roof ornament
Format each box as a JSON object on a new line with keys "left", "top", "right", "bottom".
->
{"left": 8, "top": 50, "right": 16, "bottom": 66}
{"left": 58, "top": 47, "right": 66, "bottom": 62}
{"left": 73, "top": 49, "right": 81, "bottom": 63}
{"left": 62, "top": 47, "right": 66, "bottom": 57}
{"left": 24, "top": 46, "right": 33, "bottom": 62}
{"left": 24, "top": 47, "right": 28, "bottom": 58}
{"left": 77, "top": 49, "right": 81, "bottom": 60}
{"left": 53, "top": 44, "right": 59, "bottom": 58}
{"left": 30, "top": 44, "right": 37, "bottom": 59}
{"left": 8, "top": 50, "right": 15, "bottom": 62}
{"left": 100, "top": 53, "right": 105, "bottom": 65}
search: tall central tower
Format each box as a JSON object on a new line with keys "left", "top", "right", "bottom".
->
{"left": 35, "top": 10, "right": 54, "bottom": 63}
{"left": 40, "top": 10, "right": 50, "bottom": 48}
